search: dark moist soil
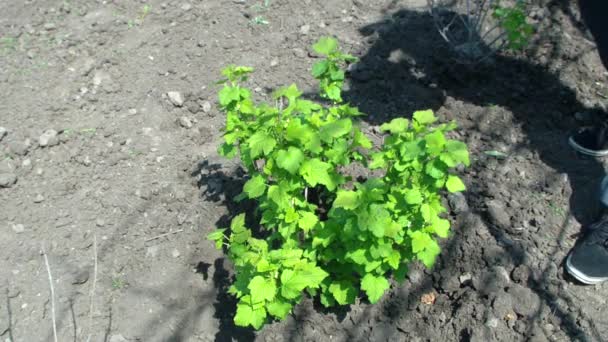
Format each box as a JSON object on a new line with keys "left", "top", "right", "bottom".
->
{"left": 2, "top": 0, "right": 608, "bottom": 341}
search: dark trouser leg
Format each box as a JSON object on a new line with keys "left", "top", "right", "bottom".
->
{"left": 579, "top": 0, "right": 608, "bottom": 70}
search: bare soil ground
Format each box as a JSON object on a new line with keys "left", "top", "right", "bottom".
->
{"left": 2, "top": 0, "right": 608, "bottom": 341}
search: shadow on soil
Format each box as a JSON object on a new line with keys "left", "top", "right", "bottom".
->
{"left": 340, "top": 5, "right": 605, "bottom": 342}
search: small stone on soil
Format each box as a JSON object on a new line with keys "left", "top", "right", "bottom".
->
{"left": 300, "top": 24, "right": 310, "bottom": 35}
{"left": 167, "top": 91, "right": 184, "bottom": 107}
{"left": 172, "top": 249, "right": 180, "bottom": 258}
{"left": 0, "top": 173, "right": 17, "bottom": 188}
{"left": 109, "top": 334, "right": 128, "bottom": 342}
{"left": 39, "top": 129, "right": 59, "bottom": 147}
{"left": 179, "top": 116, "right": 193, "bottom": 128}
{"left": 0, "top": 126, "right": 7, "bottom": 141}
{"left": 33, "top": 194, "right": 45, "bottom": 203}
{"left": 8, "top": 140, "right": 30, "bottom": 156}
{"left": 11, "top": 223, "right": 25, "bottom": 233}
{"left": 71, "top": 267, "right": 90, "bottom": 285}
{"left": 270, "top": 57, "right": 279, "bottom": 67}
{"left": 96, "top": 218, "right": 105, "bottom": 227}
{"left": 201, "top": 100, "right": 212, "bottom": 113}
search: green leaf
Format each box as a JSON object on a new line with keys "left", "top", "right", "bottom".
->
{"left": 320, "top": 119, "right": 352, "bottom": 142}
{"left": 298, "top": 211, "right": 319, "bottom": 232}
{"left": 219, "top": 86, "right": 241, "bottom": 106}
{"left": 413, "top": 109, "right": 437, "bottom": 125}
{"left": 280, "top": 266, "right": 328, "bottom": 299}
{"left": 266, "top": 298, "right": 293, "bottom": 319}
{"left": 248, "top": 276, "right": 277, "bottom": 303}
{"left": 231, "top": 214, "right": 246, "bottom": 232}
{"left": 329, "top": 281, "right": 357, "bottom": 305}
{"left": 360, "top": 274, "right": 389, "bottom": 304}
{"left": 267, "top": 183, "right": 290, "bottom": 208}
{"left": 353, "top": 129, "right": 372, "bottom": 149}
{"left": 276, "top": 147, "right": 305, "bottom": 174}
{"left": 411, "top": 231, "right": 433, "bottom": 253}
{"left": 431, "top": 217, "right": 450, "bottom": 238}
{"left": 243, "top": 174, "right": 267, "bottom": 198}
{"left": 207, "top": 229, "right": 226, "bottom": 250}
{"left": 218, "top": 142, "right": 237, "bottom": 158}
{"left": 380, "top": 118, "right": 409, "bottom": 133}
{"left": 280, "top": 269, "right": 307, "bottom": 299}
{"left": 424, "top": 130, "right": 446, "bottom": 154}
{"left": 248, "top": 131, "right": 277, "bottom": 158}
{"left": 312, "top": 60, "right": 329, "bottom": 77}
{"left": 313, "top": 37, "right": 338, "bottom": 55}
{"left": 234, "top": 302, "right": 267, "bottom": 329}
{"left": 405, "top": 189, "right": 423, "bottom": 204}
{"left": 446, "top": 140, "right": 470, "bottom": 166}
{"left": 333, "top": 190, "right": 360, "bottom": 210}
{"left": 417, "top": 240, "right": 441, "bottom": 269}
{"left": 446, "top": 175, "right": 466, "bottom": 193}
{"left": 299, "top": 158, "right": 336, "bottom": 190}
{"left": 386, "top": 250, "right": 401, "bottom": 269}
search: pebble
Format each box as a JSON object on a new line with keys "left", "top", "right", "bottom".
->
{"left": 109, "top": 334, "right": 128, "bottom": 342}
{"left": 167, "top": 91, "right": 184, "bottom": 107}
{"left": 8, "top": 140, "right": 30, "bottom": 156}
{"left": 71, "top": 267, "right": 90, "bottom": 285}
{"left": 172, "top": 249, "right": 180, "bottom": 258}
{"left": 201, "top": 100, "right": 212, "bottom": 113}
{"left": 33, "top": 194, "right": 45, "bottom": 203}
{"left": 39, "top": 129, "right": 59, "bottom": 147}
{"left": 96, "top": 218, "right": 105, "bottom": 227}
{"left": 507, "top": 283, "right": 541, "bottom": 317}
{"left": 300, "top": 24, "right": 310, "bottom": 35}
{"left": 181, "top": 3, "right": 192, "bottom": 11}
{"left": 459, "top": 273, "right": 472, "bottom": 285}
{"left": 0, "top": 127, "right": 6, "bottom": 141}
{"left": 270, "top": 57, "right": 279, "bottom": 67}
{"left": 11, "top": 223, "right": 25, "bottom": 233}
{"left": 0, "top": 173, "right": 17, "bottom": 188}
{"left": 179, "top": 116, "right": 193, "bottom": 128}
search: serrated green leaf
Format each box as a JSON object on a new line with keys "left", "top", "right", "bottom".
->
{"left": 243, "top": 174, "right": 266, "bottom": 198}
{"left": 276, "top": 147, "right": 305, "bottom": 174}
{"left": 405, "top": 189, "right": 423, "bottom": 204}
{"left": 329, "top": 281, "right": 357, "bottom": 305}
{"left": 369, "top": 152, "right": 386, "bottom": 169}
{"left": 417, "top": 240, "right": 441, "bottom": 268}
{"left": 446, "top": 140, "right": 470, "bottom": 166}
{"left": 207, "top": 229, "right": 226, "bottom": 242}
{"left": 248, "top": 276, "right": 277, "bottom": 303}
{"left": 219, "top": 86, "right": 241, "bottom": 107}
{"left": 267, "top": 183, "right": 290, "bottom": 208}
{"left": 446, "top": 175, "right": 466, "bottom": 193}
{"left": 312, "top": 60, "right": 329, "bottom": 77}
{"left": 280, "top": 269, "right": 306, "bottom": 299}
{"left": 353, "top": 129, "right": 372, "bottom": 149}
{"left": 298, "top": 211, "right": 318, "bottom": 232}
{"left": 231, "top": 214, "right": 246, "bottom": 232}
{"left": 431, "top": 217, "right": 450, "bottom": 238}
{"left": 299, "top": 158, "right": 336, "bottom": 190}
{"left": 424, "top": 130, "right": 446, "bottom": 155}
{"left": 218, "top": 142, "right": 237, "bottom": 158}
{"left": 386, "top": 250, "right": 401, "bottom": 269}
{"left": 411, "top": 231, "right": 433, "bottom": 253}
{"left": 234, "top": 302, "right": 267, "bottom": 329}
{"left": 360, "top": 274, "right": 389, "bottom": 303}
{"left": 333, "top": 190, "right": 360, "bottom": 210}
{"left": 313, "top": 37, "right": 338, "bottom": 55}
{"left": 380, "top": 118, "right": 409, "bottom": 133}
{"left": 320, "top": 119, "right": 352, "bottom": 142}
{"left": 413, "top": 109, "right": 437, "bottom": 125}
{"left": 248, "top": 131, "right": 277, "bottom": 158}
{"left": 266, "top": 298, "right": 293, "bottom": 319}
{"left": 345, "top": 248, "right": 368, "bottom": 265}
